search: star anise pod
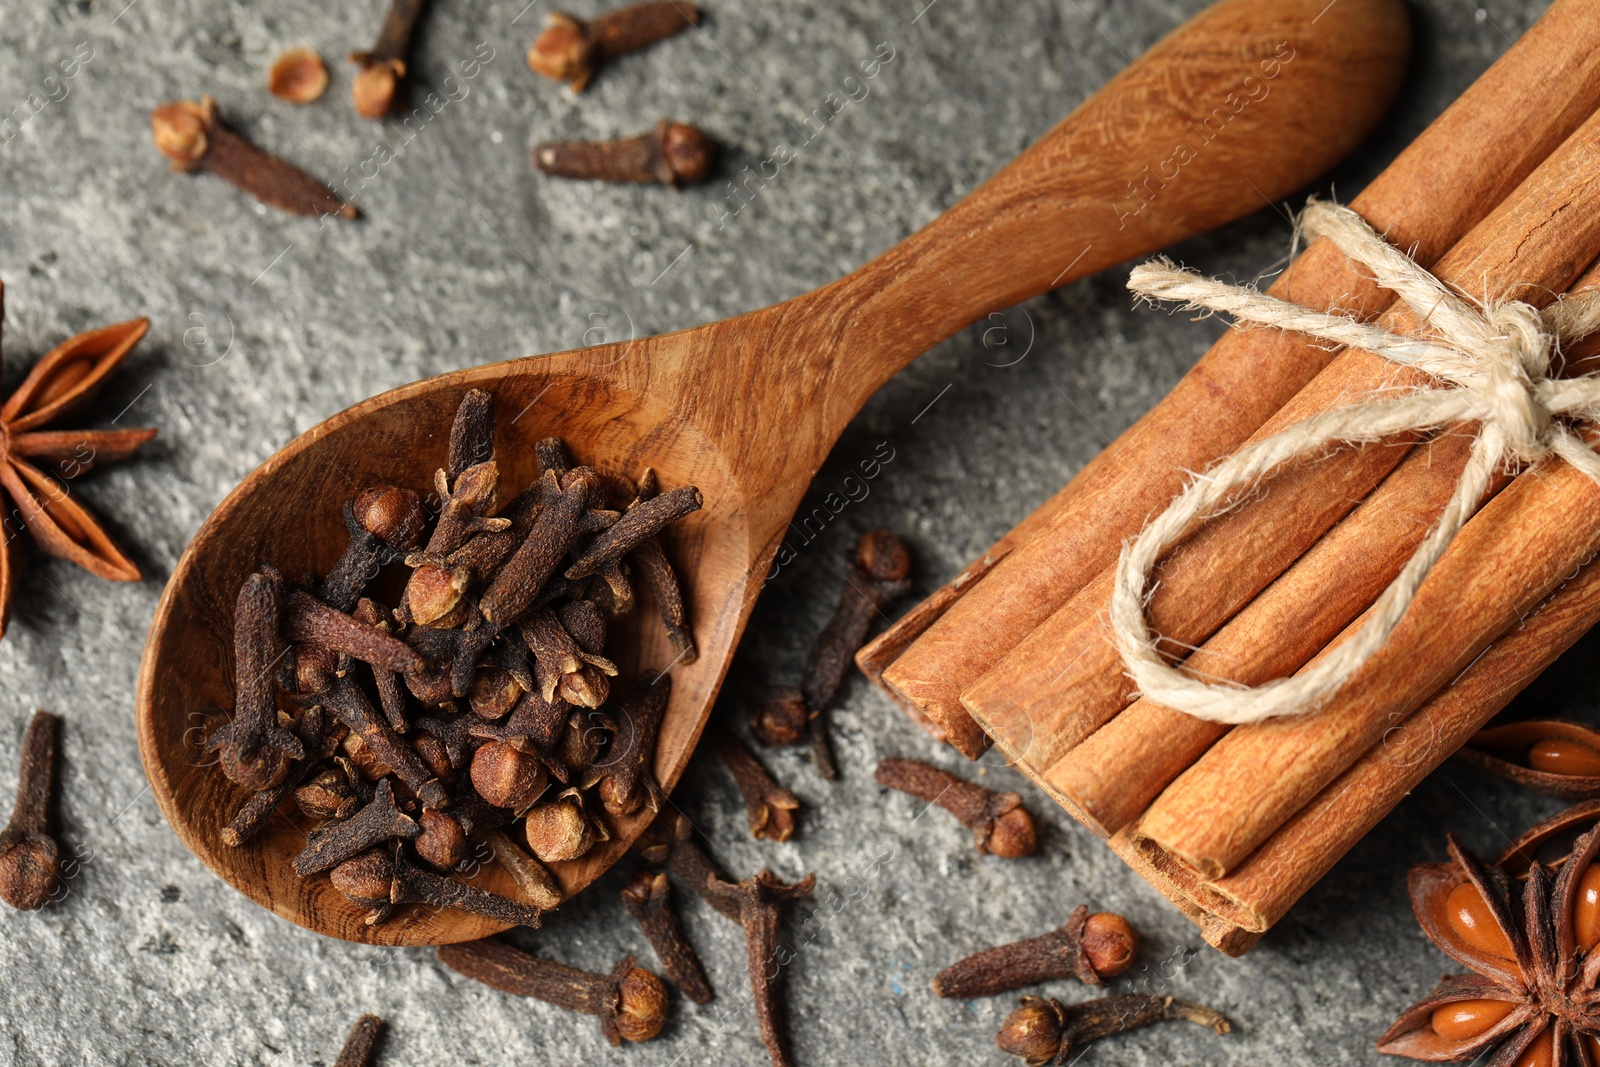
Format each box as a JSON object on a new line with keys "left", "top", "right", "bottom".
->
{"left": 0, "top": 282, "right": 156, "bottom": 639}
{"left": 1377, "top": 823, "right": 1600, "bottom": 1066}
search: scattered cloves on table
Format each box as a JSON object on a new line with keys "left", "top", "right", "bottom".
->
{"left": 933, "top": 906, "right": 1139, "bottom": 998}
{"left": 706, "top": 870, "right": 817, "bottom": 1067}
{"left": 0, "top": 711, "right": 62, "bottom": 911}
{"left": 206, "top": 388, "right": 699, "bottom": 929}
{"left": 332, "top": 1013, "right": 384, "bottom": 1067}
{"left": 534, "top": 120, "right": 716, "bottom": 187}
{"left": 350, "top": 0, "right": 428, "bottom": 119}
{"left": 623, "top": 868, "right": 713, "bottom": 1004}
{"left": 716, "top": 732, "right": 800, "bottom": 842}
{"left": 635, "top": 810, "right": 741, "bottom": 922}
{"left": 438, "top": 938, "right": 668, "bottom": 1045}
{"left": 268, "top": 47, "right": 329, "bottom": 104}
{"left": 150, "top": 96, "right": 357, "bottom": 219}
{"left": 527, "top": 1, "right": 699, "bottom": 92}
{"left": 801, "top": 529, "right": 910, "bottom": 779}
{"left": 875, "top": 757, "right": 1036, "bottom": 858}
{"left": 996, "top": 993, "right": 1230, "bottom": 1066}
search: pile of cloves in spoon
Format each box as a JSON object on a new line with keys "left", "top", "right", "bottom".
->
{"left": 205, "top": 388, "right": 701, "bottom": 927}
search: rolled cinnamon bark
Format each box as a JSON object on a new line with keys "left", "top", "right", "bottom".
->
{"left": 1115, "top": 543, "right": 1600, "bottom": 952}
{"left": 876, "top": 0, "right": 1600, "bottom": 759}
{"left": 1038, "top": 271, "right": 1600, "bottom": 837}
{"left": 965, "top": 108, "right": 1600, "bottom": 776}
{"left": 1132, "top": 417, "right": 1600, "bottom": 878}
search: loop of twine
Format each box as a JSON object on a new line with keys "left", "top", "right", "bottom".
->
{"left": 1110, "top": 200, "right": 1600, "bottom": 725}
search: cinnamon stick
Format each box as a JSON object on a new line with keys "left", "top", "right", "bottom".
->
{"left": 1039, "top": 265, "right": 1600, "bottom": 837}
{"left": 1131, "top": 430, "right": 1600, "bottom": 879}
{"left": 874, "top": 0, "right": 1600, "bottom": 758}
{"left": 1113, "top": 541, "right": 1600, "bottom": 953}
{"left": 966, "top": 102, "right": 1600, "bottom": 778}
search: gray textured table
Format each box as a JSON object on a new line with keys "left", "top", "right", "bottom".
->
{"left": 0, "top": 0, "right": 1580, "bottom": 1063}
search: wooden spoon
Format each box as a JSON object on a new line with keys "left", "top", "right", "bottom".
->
{"left": 137, "top": 0, "right": 1408, "bottom": 945}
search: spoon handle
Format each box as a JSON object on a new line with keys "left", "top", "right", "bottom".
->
{"left": 814, "top": 0, "right": 1407, "bottom": 423}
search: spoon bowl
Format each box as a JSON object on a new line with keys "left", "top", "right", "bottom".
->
{"left": 137, "top": 0, "right": 1409, "bottom": 944}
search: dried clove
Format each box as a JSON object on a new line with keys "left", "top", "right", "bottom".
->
{"left": 296, "top": 765, "right": 361, "bottom": 821}
{"left": 0, "top": 711, "right": 61, "bottom": 910}
{"left": 470, "top": 688, "right": 568, "bottom": 753}
{"left": 350, "top": 0, "right": 428, "bottom": 119}
{"left": 876, "top": 757, "right": 1036, "bottom": 858}
{"left": 585, "top": 676, "right": 669, "bottom": 817}
{"left": 470, "top": 740, "right": 549, "bottom": 812}
{"left": 221, "top": 704, "right": 340, "bottom": 847}
{"left": 479, "top": 469, "right": 593, "bottom": 626}
{"left": 285, "top": 587, "right": 425, "bottom": 675}
{"left": 528, "top": 1, "right": 699, "bottom": 91}
{"left": 468, "top": 665, "right": 522, "bottom": 721}
{"left": 933, "top": 906, "right": 1139, "bottom": 998}
{"left": 716, "top": 732, "right": 800, "bottom": 842}
{"left": 293, "top": 779, "right": 419, "bottom": 877}
{"left": 447, "top": 389, "right": 495, "bottom": 478}
{"left": 567, "top": 486, "right": 702, "bottom": 579}
{"left": 636, "top": 810, "right": 741, "bottom": 923}
{"left": 269, "top": 47, "right": 329, "bottom": 104}
{"left": 484, "top": 829, "right": 563, "bottom": 909}
{"left": 803, "top": 529, "right": 911, "bottom": 779}
{"left": 332, "top": 1014, "right": 384, "bottom": 1067}
{"left": 534, "top": 121, "right": 716, "bottom": 187}
{"left": 210, "top": 568, "right": 304, "bottom": 792}
{"left": 414, "top": 809, "right": 468, "bottom": 870}
{"left": 323, "top": 489, "right": 425, "bottom": 612}
{"left": 623, "top": 869, "right": 713, "bottom": 1004}
{"left": 332, "top": 848, "right": 545, "bottom": 927}
{"left": 354, "top": 599, "right": 411, "bottom": 733}
{"left": 524, "top": 787, "right": 607, "bottom": 862}
{"left": 749, "top": 688, "right": 808, "bottom": 748}
{"left": 150, "top": 96, "right": 356, "bottom": 219}
{"left": 628, "top": 467, "right": 695, "bottom": 662}
{"left": 324, "top": 676, "right": 450, "bottom": 810}
{"left": 706, "top": 870, "right": 817, "bottom": 1067}
{"left": 996, "top": 994, "right": 1230, "bottom": 1065}
{"left": 438, "top": 938, "right": 667, "bottom": 1044}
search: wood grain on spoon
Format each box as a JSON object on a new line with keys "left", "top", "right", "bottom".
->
{"left": 136, "top": 0, "right": 1407, "bottom": 946}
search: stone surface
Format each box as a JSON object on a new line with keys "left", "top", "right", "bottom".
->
{"left": 0, "top": 0, "right": 1575, "bottom": 1064}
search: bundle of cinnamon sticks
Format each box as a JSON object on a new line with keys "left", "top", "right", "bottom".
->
{"left": 858, "top": 0, "right": 1600, "bottom": 954}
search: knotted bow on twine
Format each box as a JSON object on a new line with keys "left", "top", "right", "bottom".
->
{"left": 1110, "top": 200, "right": 1600, "bottom": 726}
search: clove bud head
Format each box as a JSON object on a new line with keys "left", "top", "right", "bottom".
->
{"left": 355, "top": 485, "right": 425, "bottom": 552}
{"left": 351, "top": 58, "right": 404, "bottom": 120}
{"left": 615, "top": 964, "right": 670, "bottom": 1043}
{"left": 406, "top": 562, "right": 470, "bottom": 627}
{"left": 984, "top": 803, "right": 1038, "bottom": 859}
{"left": 268, "top": 47, "right": 329, "bottom": 104}
{"left": 659, "top": 122, "right": 715, "bottom": 185}
{"left": 150, "top": 99, "right": 211, "bottom": 166}
{"left": 996, "top": 997, "right": 1064, "bottom": 1066}
{"left": 0, "top": 831, "right": 60, "bottom": 910}
{"left": 471, "top": 741, "right": 549, "bottom": 812}
{"left": 330, "top": 849, "right": 394, "bottom": 910}
{"left": 750, "top": 688, "right": 809, "bottom": 748}
{"left": 855, "top": 528, "right": 911, "bottom": 582}
{"left": 527, "top": 14, "right": 593, "bottom": 85}
{"left": 414, "top": 810, "right": 468, "bottom": 871}
{"left": 1081, "top": 912, "right": 1139, "bottom": 978}
{"left": 525, "top": 794, "right": 597, "bottom": 862}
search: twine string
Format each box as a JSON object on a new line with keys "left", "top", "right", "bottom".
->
{"left": 1109, "top": 200, "right": 1600, "bottom": 725}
